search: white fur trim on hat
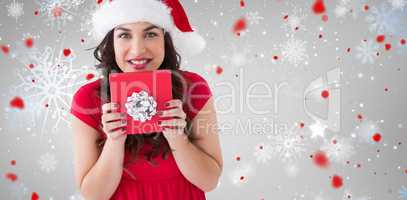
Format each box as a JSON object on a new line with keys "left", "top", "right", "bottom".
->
{"left": 92, "top": 0, "right": 205, "bottom": 56}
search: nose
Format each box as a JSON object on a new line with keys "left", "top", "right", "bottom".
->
{"left": 129, "top": 38, "right": 147, "bottom": 55}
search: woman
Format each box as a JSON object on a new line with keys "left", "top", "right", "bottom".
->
{"left": 70, "top": 0, "right": 223, "bottom": 199}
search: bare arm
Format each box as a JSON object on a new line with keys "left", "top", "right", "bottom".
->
{"left": 72, "top": 103, "right": 127, "bottom": 200}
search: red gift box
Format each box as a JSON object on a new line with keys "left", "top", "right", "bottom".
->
{"left": 109, "top": 70, "right": 172, "bottom": 134}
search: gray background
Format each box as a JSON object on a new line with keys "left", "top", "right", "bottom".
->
{"left": 1, "top": 0, "right": 406, "bottom": 199}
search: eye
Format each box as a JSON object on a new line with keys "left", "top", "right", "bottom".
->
{"left": 118, "top": 33, "right": 131, "bottom": 39}
{"left": 145, "top": 32, "right": 158, "bottom": 39}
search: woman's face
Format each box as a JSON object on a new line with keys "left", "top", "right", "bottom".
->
{"left": 113, "top": 22, "right": 165, "bottom": 72}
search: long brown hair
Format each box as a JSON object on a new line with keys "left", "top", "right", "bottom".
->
{"left": 93, "top": 28, "right": 194, "bottom": 166}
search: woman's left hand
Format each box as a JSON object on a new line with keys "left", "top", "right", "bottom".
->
{"left": 158, "top": 99, "right": 188, "bottom": 141}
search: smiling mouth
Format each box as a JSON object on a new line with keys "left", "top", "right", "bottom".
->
{"left": 128, "top": 59, "right": 152, "bottom": 70}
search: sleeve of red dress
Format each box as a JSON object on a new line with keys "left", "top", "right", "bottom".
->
{"left": 70, "top": 87, "right": 102, "bottom": 132}
{"left": 184, "top": 72, "right": 213, "bottom": 121}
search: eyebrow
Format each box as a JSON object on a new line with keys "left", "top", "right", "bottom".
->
{"left": 115, "top": 25, "right": 160, "bottom": 32}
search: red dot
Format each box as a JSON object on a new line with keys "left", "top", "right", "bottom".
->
{"left": 240, "top": 176, "right": 245, "bottom": 180}
{"left": 283, "top": 15, "right": 289, "bottom": 20}
{"left": 10, "top": 160, "right": 16, "bottom": 165}
{"left": 357, "top": 114, "right": 363, "bottom": 120}
{"left": 331, "top": 175, "right": 343, "bottom": 189}
{"left": 28, "top": 63, "right": 35, "bottom": 69}
{"left": 376, "top": 35, "right": 385, "bottom": 43}
{"left": 322, "top": 14, "right": 329, "bottom": 22}
{"left": 332, "top": 139, "right": 337, "bottom": 144}
{"left": 86, "top": 73, "right": 95, "bottom": 80}
{"left": 216, "top": 66, "right": 223, "bottom": 75}
{"left": 240, "top": 0, "right": 245, "bottom": 8}
{"left": 319, "top": 34, "right": 323, "bottom": 39}
{"left": 405, "top": 169, "right": 407, "bottom": 174}
{"left": 364, "top": 5, "right": 370, "bottom": 11}
{"left": 401, "top": 39, "right": 406, "bottom": 45}
{"left": 80, "top": 38, "right": 85, "bottom": 43}
{"left": 385, "top": 43, "right": 392, "bottom": 51}
{"left": 300, "top": 122, "right": 305, "bottom": 128}
{"left": 96, "top": 0, "right": 103, "bottom": 4}
{"left": 347, "top": 48, "right": 351, "bottom": 52}
{"left": 372, "top": 133, "right": 382, "bottom": 142}
{"left": 273, "top": 55, "right": 279, "bottom": 60}
{"left": 384, "top": 87, "right": 389, "bottom": 92}
{"left": 313, "top": 151, "right": 329, "bottom": 168}
{"left": 235, "top": 156, "right": 241, "bottom": 161}
{"left": 321, "top": 90, "right": 330, "bottom": 99}
{"left": 34, "top": 10, "right": 39, "bottom": 16}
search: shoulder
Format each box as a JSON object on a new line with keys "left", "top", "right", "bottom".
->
{"left": 73, "top": 79, "right": 101, "bottom": 99}
{"left": 180, "top": 70, "right": 208, "bottom": 83}
{"left": 76, "top": 79, "right": 101, "bottom": 94}
{"left": 180, "top": 70, "right": 208, "bottom": 85}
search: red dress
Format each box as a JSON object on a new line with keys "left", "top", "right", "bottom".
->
{"left": 70, "top": 70, "right": 212, "bottom": 200}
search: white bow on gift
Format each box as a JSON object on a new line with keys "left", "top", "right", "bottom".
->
{"left": 124, "top": 90, "right": 157, "bottom": 122}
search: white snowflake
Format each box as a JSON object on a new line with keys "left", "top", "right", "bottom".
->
{"left": 269, "top": 125, "right": 307, "bottom": 163}
{"left": 366, "top": 3, "right": 407, "bottom": 36}
{"left": 281, "top": 7, "right": 307, "bottom": 32}
{"left": 79, "top": 4, "right": 99, "bottom": 37}
{"left": 220, "top": 42, "right": 255, "bottom": 68}
{"left": 35, "top": 0, "right": 85, "bottom": 28}
{"left": 285, "top": 164, "right": 300, "bottom": 177}
{"left": 355, "top": 40, "right": 379, "bottom": 64}
{"left": 38, "top": 152, "right": 58, "bottom": 173}
{"left": 309, "top": 121, "right": 327, "bottom": 139}
{"left": 389, "top": 0, "right": 407, "bottom": 10}
{"left": 6, "top": 0, "right": 24, "bottom": 21}
{"left": 245, "top": 11, "right": 264, "bottom": 25}
{"left": 253, "top": 143, "right": 273, "bottom": 163}
{"left": 280, "top": 37, "right": 308, "bottom": 66}
{"left": 322, "top": 136, "right": 355, "bottom": 164}
{"left": 12, "top": 46, "right": 93, "bottom": 134}
{"left": 334, "top": 5, "right": 349, "bottom": 18}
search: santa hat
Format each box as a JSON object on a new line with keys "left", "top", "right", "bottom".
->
{"left": 92, "top": 0, "right": 205, "bottom": 56}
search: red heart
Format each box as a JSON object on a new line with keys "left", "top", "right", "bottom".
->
{"left": 63, "top": 48, "right": 71, "bottom": 57}
{"left": 31, "top": 192, "right": 39, "bottom": 200}
{"left": 385, "top": 43, "right": 392, "bottom": 51}
{"left": 1, "top": 45, "right": 9, "bottom": 54}
{"left": 5, "top": 172, "right": 18, "bottom": 182}
{"left": 312, "top": 0, "right": 326, "bottom": 14}
{"left": 10, "top": 97, "right": 25, "bottom": 109}
{"left": 25, "top": 37, "right": 34, "bottom": 48}
{"left": 233, "top": 18, "right": 247, "bottom": 35}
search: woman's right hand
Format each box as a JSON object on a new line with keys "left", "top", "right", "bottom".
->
{"left": 101, "top": 103, "right": 127, "bottom": 142}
